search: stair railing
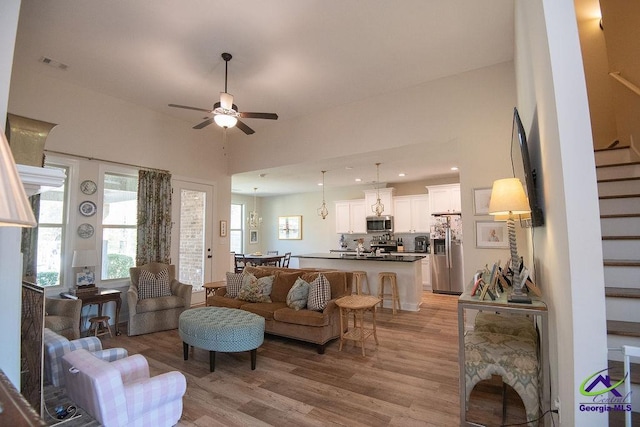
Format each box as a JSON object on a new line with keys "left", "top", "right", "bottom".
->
{"left": 609, "top": 72, "right": 640, "bottom": 97}
{"left": 608, "top": 345, "right": 640, "bottom": 427}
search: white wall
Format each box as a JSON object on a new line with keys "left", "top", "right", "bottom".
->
{"left": 516, "top": 1, "right": 607, "bottom": 425}
{"left": 0, "top": 0, "right": 23, "bottom": 388}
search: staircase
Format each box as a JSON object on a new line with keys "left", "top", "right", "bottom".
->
{"left": 595, "top": 145, "right": 640, "bottom": 416}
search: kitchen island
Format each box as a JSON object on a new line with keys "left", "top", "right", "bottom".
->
{"left": 295, "top": 253, "right": 426, "bottom": 311}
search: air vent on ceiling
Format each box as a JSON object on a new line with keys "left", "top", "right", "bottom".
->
{"left": 39, "top": 56, "right": 68, "bottom": 70}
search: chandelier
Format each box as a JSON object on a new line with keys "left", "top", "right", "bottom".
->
{"left": 371, "top": 162, "right": 384, "bottom": 216}
{"left": 248, "top": 187, "right": 262, "bottom": 228}
{"left": 317, "top": 170, "right": 329, "bottom": 219}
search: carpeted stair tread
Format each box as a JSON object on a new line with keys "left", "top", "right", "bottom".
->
{"left": 599, "top": 193, "right": 640, "bottom": 200}
{"left": 609, "top": 359, "right": 640, "bottom": 385}
{"left": 604, "top": 260, "right": 640, "bottom": 267}
{"left": 605, "top": 287, "right": 640, "bottom": 299}
{"left": 607, "top": 320, "right": 640, "bottom": 337}
{"left": 596, "top": 161, "right": 640, "bottom": 169}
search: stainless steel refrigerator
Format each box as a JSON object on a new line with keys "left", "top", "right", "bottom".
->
{"left": 430, "top": 215, "right": 464, "bottom": 294}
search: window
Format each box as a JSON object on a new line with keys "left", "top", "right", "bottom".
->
{"left": 36, "top": 165, "right": 69, "bottom": 287}
{"left": 229, "top": 203, "right": 243, "bottom": 254}
{"left": 101, "top": 173, "right": 138, "bottom": 280}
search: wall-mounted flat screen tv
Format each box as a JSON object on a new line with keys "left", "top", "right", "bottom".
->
{"left": 512, "top": 107, "right": 544, "bottom": 227}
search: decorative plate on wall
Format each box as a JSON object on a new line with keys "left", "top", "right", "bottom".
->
{"left": 79, "top": 200, "right": 97, "bottom": 217}
{"left": 77, "top": 223, "right": 94, "bottom": 239}
{"left": 80, "top": 179, "right": 97, "bottom": 195}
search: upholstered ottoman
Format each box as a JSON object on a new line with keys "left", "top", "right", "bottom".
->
{"left": 179, "top": 307, "right": 265, "bottom": 372}
{"left": 464, "top": 330, "right": 539, "bottom": 426}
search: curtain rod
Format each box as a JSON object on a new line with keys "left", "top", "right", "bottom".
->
{"left": 44, "top": 149, "right": 170, "bottom": 174}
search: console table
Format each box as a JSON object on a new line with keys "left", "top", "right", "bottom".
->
{"left": 62, "top": 289, "right": 122, "bottom": 336}
{"left": 458, "top": 290, "right": 549, "bottom": 426}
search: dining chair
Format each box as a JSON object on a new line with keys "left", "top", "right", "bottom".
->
{"left": 266, "top": 251, "right": 279, "bottom": 266}
{"left": 234, "top": 254, "right": 247, "bottom": 273}
{"left": 282, "top": 252, "right": 292, "bottom": 268}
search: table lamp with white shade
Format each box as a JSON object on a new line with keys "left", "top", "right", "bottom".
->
{"left": 72, "top": 249, "right": 98, "bottom": 285}
{"left": 488, "top": 178, "right": 531, "bottom": 303}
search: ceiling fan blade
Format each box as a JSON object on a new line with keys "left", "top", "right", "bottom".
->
{"left": 169, "top": 103, "right": 213, "bottom": 113}
{"left": 235, "top": 120, "right": 255, "bottom": 135}
{"left": 239, "top": 112, "right": 279, "bottom": 120}
{"left": 193, "top": 118, "right": 215, "bottom": 129}
{"left": 220, "top": 92, "right": 234, "bottom": 110}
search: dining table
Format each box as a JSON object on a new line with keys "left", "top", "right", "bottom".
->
{"left": 242, "top": 253, "right": 286, "bottom": 267}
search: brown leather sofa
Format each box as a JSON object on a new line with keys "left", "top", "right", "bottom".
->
{"left": 207, "top": 266, "right": 352, "bottom": 354}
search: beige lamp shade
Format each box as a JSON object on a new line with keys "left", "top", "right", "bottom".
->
{"left": 488, "top": 178, "right": 531, "bottom": 216}
{"left": 0, "top": 131, "right": 37, "bottom": 227}
{"left": 72, "top": 249, "right": 98, "bottom": 268}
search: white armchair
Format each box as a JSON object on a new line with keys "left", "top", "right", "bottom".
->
{"left": 62, "top": 348, "right": 187, "bottom": 427}
{"left": 43, "top": 327, "right": 128, "bottom": 387}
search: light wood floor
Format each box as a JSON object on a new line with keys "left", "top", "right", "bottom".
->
{"left": 102, "top": 292, "right": 534, "bottom": 426}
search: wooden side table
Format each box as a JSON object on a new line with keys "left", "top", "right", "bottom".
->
{"left": 335, "top": 294, "right": 381, "bottom": 356}
{"left": 203, "top": 281, "right": 226, "bottom": 306}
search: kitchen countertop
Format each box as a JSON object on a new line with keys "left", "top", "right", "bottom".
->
{"left": 295, "top": 253, "right": 426, "bottom": 262}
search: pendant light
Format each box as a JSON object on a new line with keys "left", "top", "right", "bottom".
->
{"left": 371, "top": 162, "right": 384, "bottom": 216}
{"left": 317, "top": 170, "right": 329, "bottom": 219}
{"left": 248, "top": 187, "right": 262, "bottom": 228}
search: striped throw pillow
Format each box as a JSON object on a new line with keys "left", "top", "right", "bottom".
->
{"left": 138, "top": 268, "right": 171, "bottom": 300}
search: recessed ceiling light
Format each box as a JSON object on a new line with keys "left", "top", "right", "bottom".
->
{"left": 345, "top": 166, "right": 353, "bottom": 170}
{"left": 451, "top": 167, "right": 459, "bottom": 171}
{"left": 398, "top": 173, "right": 406, "bottom": 177}
{"left": 355, "top": 178, "right": 362, "bottom": 182}
{"left": 318, "top": 182, "right": 323, "bottom": 186}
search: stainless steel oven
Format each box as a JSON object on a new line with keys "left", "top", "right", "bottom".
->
{"left": 366, "top": 216, "right": 394, "bottom": 233}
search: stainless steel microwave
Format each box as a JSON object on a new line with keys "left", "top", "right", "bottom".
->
{"left": 366, "top": 216, "right": 394, "bottom": 233}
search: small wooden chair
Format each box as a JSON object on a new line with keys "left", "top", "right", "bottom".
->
{"left": 353, "top": 271, "right": 370, "bottom": 295}
{"left": 377, "top": 272, "right": 400, "bottom": 315}
{"left": 89, "top": 316, "right": 112, "bottom": 338}
{"left": 266, "top": 250, "right": 280, "bottom": 266}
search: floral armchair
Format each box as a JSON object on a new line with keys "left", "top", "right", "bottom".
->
{"left": 127, "top": 263, "right": 192, "bottom": 336}
{"left": 44, "top": 297, "right": 82, "bottom": 339}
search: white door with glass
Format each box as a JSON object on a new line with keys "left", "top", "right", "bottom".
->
{"left": 171, "top": 180, "right": 214, "bottom": 291}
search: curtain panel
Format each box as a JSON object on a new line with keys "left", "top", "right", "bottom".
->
{"left": 136, "top": 170, "right": 172, "bottom": 265}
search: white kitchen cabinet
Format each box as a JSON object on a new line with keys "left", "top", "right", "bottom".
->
{"left": 335, "top": 199, "right": 366, "bottom": 234}
{"left": 427, "top": 184, "right": 461, "bottom": 214}
{"left": 393, "top": 194, "right": 430, "bottom": 233}
{"left": 364, "top": 188, "right": 394, "bottom": 216}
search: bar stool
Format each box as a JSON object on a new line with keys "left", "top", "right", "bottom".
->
{"left": 352, "top": 271, "right": 370, "bottom": 295}
{"left": 377, "top": 272, "right": 400, "bottom": 315}
{"left": 89, "top": 315, "right": 112, "bottom": 338}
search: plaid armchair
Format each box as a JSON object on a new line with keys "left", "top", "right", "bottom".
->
{"left": 43, "top": 328, "right": 128, "bottom": 387}
{"left": 62, "top": 348, "right": 186, "bottom": 427}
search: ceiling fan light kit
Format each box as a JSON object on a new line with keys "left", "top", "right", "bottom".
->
{"left": 168, "top": 52, "right": 278, "bottom": 135}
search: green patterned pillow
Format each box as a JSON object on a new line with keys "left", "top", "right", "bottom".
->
{"left": 238, "top": 274, "right": 274, "bottom": 303}
{"left": 286, "top": 277, "right": 310, "bottom": 310}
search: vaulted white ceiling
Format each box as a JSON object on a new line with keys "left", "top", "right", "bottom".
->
{"left": 12, "top": 0, "right": 514, "bottom": 195}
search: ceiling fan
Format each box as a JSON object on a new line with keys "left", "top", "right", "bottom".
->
{"left": 168, "top": 52, "right": 278, "bottom": 135}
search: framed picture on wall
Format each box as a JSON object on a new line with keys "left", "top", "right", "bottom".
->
{"left": 278, "top": 215, "right": 302, "bottom": 240}
{"left": 250, "top": 230, "right": 259, "bottom": 244}
{"left": 219, "top": 220, "right": 227, "bottom": 237}
{"left": 476, "top": 221, "right": 509, "bottom": 248}
{"left": 473, "top": 187, "right": 493, "bottom": 215}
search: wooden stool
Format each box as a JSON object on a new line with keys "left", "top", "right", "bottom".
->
{"left": 89, "top": 316, "right": 112, "bottom": 338}
{"left": 377, "top": 272, "right": 400, "bottom": 315}
{"left": 352, "top": 271, "right": 370, "bottom": 295}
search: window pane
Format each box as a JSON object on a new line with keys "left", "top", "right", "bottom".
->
{"left": 179, "top": 189, "right": 205, "bottom": 289}
{"left": 103, "top": 174, "right": 138, "bottom": 225}
{"left": 230, "top": 230, "right": 242, "bottom": 254}
{"left": 101, "top": 228, "right": 136, "bottom": 280}
{"left": 37, "top": 227, "right": 62, "bottom": 286}
{"left": 230, "top": 204, "right": 242, "bottom": 229}
{"left": 39, "top": 187, "right": 65, "bottom": 224}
